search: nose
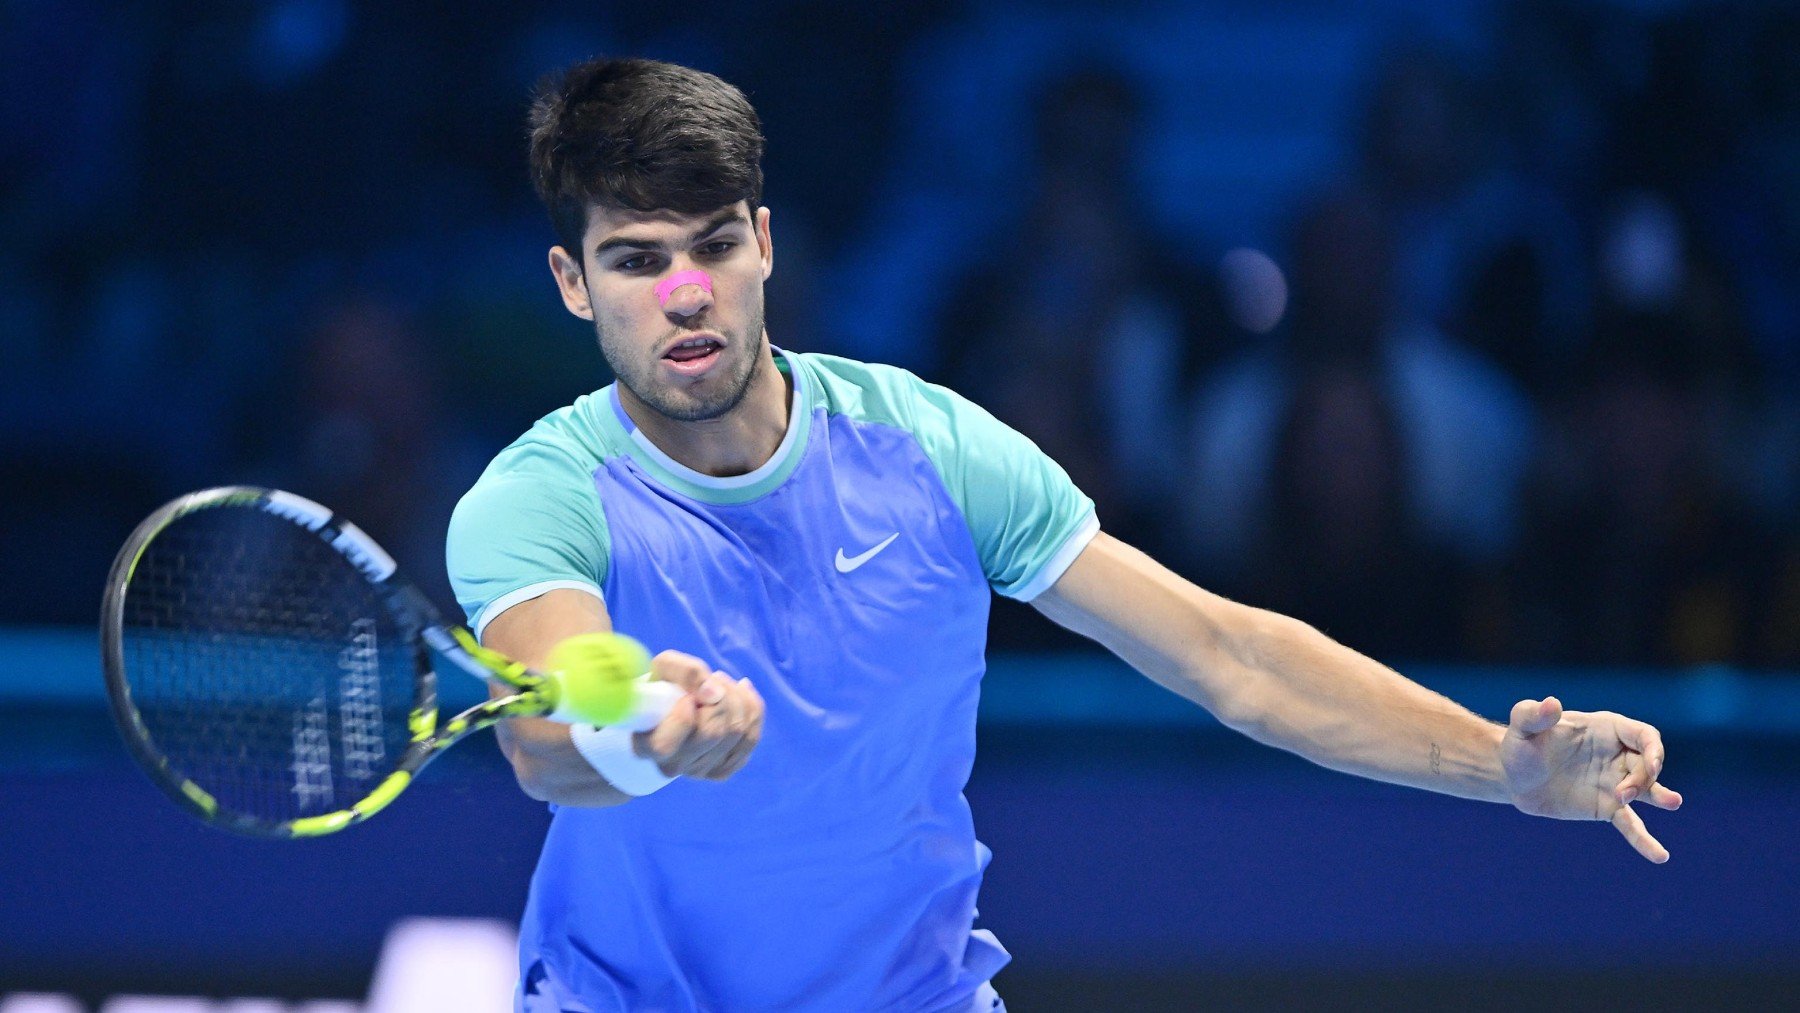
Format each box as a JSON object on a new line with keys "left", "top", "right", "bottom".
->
{"left": 656, "top": 269, "right": 714, "bottom": 319}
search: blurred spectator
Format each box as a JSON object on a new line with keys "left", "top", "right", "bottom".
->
{"left": 1518, "top": 189, "right": 1768, "bottom": 666}
{"left": 3, "top": 0, "right": 1796, "bottom": 670}
{"left": 1361, "top": 46, "right": 1587, "bottom": 396}
{"left": 1180, "top": 188, "right": 1533, "bottom": 600}
{"left": 933, "top": 64, "right": 1244, "bottom": 563}
{"left": 243, "top": 294, "right": 484, "bottom": 613}
{"left": 1255, "top": 361, "right": 1458, "bottom": 659}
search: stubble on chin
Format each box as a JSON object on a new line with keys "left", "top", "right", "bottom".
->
{"left": 599, "top": 323, "right": 765, "bottom": 424}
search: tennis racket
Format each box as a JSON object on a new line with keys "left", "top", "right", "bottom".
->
{"left": 100, "top": 486, "right": 679, "bottom": 838}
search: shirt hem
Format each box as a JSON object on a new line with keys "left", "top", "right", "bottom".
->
{"left": 1003, "top": 511, "right": 1100, "bottom": 602}
{"left": 473, "top": 579, "right": 605, "bottom": 640}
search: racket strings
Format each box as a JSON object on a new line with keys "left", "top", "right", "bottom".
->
{"left": 119, "top": 507, "right": 418, "bottom": 825}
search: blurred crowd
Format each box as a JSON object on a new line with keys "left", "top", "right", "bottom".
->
{"left": 3, "top": 0, "right": 1796, "bottom": 668}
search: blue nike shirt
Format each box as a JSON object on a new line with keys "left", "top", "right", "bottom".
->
{"left": 447, "top": 349, "right": 1097, "bottom": 1012}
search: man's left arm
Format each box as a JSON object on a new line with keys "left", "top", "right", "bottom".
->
{"left": 1031, "top": 532, "right": 1684, "bottom": 862}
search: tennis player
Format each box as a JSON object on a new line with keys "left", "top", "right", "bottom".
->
{"left": 447, "top": 57, "right": 1681, "bottom": 1013}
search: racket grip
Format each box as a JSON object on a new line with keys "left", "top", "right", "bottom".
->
{"left": 613, "top": 676, "right": 683, "bottom": 732}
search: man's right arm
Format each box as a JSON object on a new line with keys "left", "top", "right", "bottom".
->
{"left": 482, "top": 588, "right": 765, "bottom": 807}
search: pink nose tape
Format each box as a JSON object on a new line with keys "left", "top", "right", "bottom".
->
{"left": 655, "top": 270, "right": 714, "bottom": 307}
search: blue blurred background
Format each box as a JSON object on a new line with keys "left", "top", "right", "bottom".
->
{"left": 3, "top": 0, "right": 1796, "bottom": 1009}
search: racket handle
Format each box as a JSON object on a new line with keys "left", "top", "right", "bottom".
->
{"left": 614, "top": 676, "right": 683, "bottom": 732}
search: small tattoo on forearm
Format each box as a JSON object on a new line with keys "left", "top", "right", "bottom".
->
{"left": 1429, "top": 742, "right": 1442, "bottom": 777}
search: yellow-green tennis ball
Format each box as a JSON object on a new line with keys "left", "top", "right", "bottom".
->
{"left": 546, "top": 632, "right": 652, "bottom": 726}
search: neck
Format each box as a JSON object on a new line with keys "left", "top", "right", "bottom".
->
{"left": 619, "top": 344, "right": 792, "bottom": 478}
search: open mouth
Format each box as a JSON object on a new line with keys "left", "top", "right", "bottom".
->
{"left": 663, "top": 336, "right": 724, "bottom": 374}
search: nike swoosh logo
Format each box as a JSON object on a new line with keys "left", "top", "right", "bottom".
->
{"left": 835, "top": 532, "right": 900, "bottom": 573}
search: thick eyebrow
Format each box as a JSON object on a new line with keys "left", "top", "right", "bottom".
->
{"left": 593, "top": 207, "right": 747, "bottom": 258}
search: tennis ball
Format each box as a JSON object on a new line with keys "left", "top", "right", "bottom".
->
{"left": 546, "top": 632, "right": 653, "bottom": 726}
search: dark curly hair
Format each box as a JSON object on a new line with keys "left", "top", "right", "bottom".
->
{"left": 528, "top": 57, "right": 765, "bottom": 261}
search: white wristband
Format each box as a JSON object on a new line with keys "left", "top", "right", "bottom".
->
{"left": 568, "top": 723, "right": 675, "bottom": 796}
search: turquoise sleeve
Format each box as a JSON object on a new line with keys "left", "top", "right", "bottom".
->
{"left": 445, "top": 440, "right": 611, "bottom": 637}
{"left": 911, "top": 382, "right": 1099, "bottom": 599}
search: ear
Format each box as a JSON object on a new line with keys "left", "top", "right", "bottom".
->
{"left": 548, "top": 246, "right": 594, "bottom": 321}
{"left": 754, "top": 206, "right": 773, "bottom": 281}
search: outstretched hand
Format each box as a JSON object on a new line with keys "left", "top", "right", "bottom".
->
{"left": 1500, "top": 697, "right": 1684, "bottom": 862}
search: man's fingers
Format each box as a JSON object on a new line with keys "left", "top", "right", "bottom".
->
{"left": 649, "top": 650, "right": 714, "bottom": 695}
{"left": 676, "top": 675, "right": 764, "bottom": 780}
{"left": 1614, "top": 717, "right": 1661, "bottom": 753}
{"left": 1616, "top": 720, "right": 1667, "bottom": 792}
{"left": 717, "top": 679, "right": 764, "bottom": 763}
{"left": 638, "top": 694, "right": 698, "bottom": 761}
{"left": 1508, "top": 697, "right": 1563, "bottom": 736}
{"left": 1611, "top": 804, "right": 1670, "bottom": 863}
{"left": 697, "top": 671, "right": 734, "bottom": 708}
{"left": 620, "top": 657, "right": 764, "bottom": 779}
{"left": 1613, "top": 772, "right": 1683, "bottom": 809}
{"left": 703, "top": 681, "right": 764, "bottom": 779}
{"left": 711, "top": 726, "right": 761, "bottom": 779}
{"left": 674, "top": 727, "right": 738, "bottom": 779}
{"left": 632, "top": 670, "right": 766, "bottom": 780}
{"left": 1600, "top": 718, "right": 1668, "bottom": 805}
{"left": 663, "top": 688, "right": 738, "bottom": 774}
{"left": 1638, "top": 782, "right": 1684, "bottom": 811}
{"left": 656, "top": 718, "right": 732, "bottom": 778}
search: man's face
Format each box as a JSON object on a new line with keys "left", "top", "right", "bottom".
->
{"left": 554, "top": 201, "right": 772, "bottom": 422}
